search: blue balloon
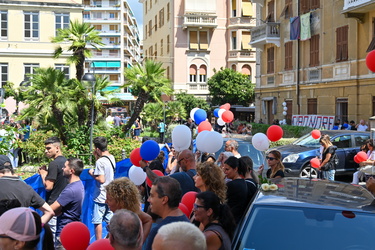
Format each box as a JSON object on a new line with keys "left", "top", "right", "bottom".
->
{"left": 140, "top": 140, "right": 160, "bottom": 161}
{"left": 214, "top": 108, "right": 220, "bottom": 118}
{"left": 194, "top": 109, "right": 207, "bottom": 125}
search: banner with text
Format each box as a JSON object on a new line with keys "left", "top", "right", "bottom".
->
{"left": 292, "top": 115, "right": 335, "bottom": 129}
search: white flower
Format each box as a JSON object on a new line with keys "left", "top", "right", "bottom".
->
{"left": 269, "top": 184, "right": 278, "bottom": 191}
{"left": 261, "top": 183, "right": 270, "bottom": 191}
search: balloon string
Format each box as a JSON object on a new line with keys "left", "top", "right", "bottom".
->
{"left": 262, "top": 151, "right": 267, "bottom": 179}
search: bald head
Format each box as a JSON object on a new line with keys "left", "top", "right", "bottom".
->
{"left": 177, "top": 149, "right": 195, "bottom": 171}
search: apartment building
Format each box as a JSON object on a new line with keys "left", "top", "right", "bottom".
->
{"left": 0, "top": 0, "right": 83, "bottom": 115}
{"left": 83, "top": 0, "right": 141, "bottom": 110}
{"left": 141, "top": 0, "right": 256, "bottom": 99}
{"left": 252, "top": 0, "right": 375, "bottom": 125}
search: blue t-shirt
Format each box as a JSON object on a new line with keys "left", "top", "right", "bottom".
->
{"left": 170, "top": 169, "right": 199, "bottom": 195}
{"left": 56, "top": 180, "right": 85, "bottom": 236}
{"left": 144, "top": 214, "right": 189, "bottom": 250}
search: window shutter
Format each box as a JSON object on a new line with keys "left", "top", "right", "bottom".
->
{"left": 342, "top": 26, "right": 348, "bottom": 61}
{"left": 272, "top": 97, "right": 277, "bottom": 115}
{"left": 336, "top": 27, "right": 341, "bottom": 61}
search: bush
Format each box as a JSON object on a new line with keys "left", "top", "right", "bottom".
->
{"left": 249, "top": 123, "right": 313, "bottom": 138}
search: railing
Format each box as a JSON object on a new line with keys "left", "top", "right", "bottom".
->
{"left": 344, "top": 0, "right": 372, "bottom": 10}
{"left": 229, "top": 50, "right": 256, "bottom": 59}
{"left": 92, "top": 53, "right": 120, "bottom": 58}
{"left": 308, "top": 69, "right": 320, "bottom": 81}
{"left": 251, "top": 22, "right": 280, "bottom": 42}
{"left": 267, "top": 76, "right": 274, "bottom": 85}
{"left": 183, "top": 14, "right": 217, "bottom": 27}
{"left": 229, "top": 17, "right": 256, "bottom": 26}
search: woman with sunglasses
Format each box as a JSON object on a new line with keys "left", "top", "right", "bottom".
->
{"left": 258, "top": 150, "right": 285, "bottom": 179}
{"left": 193, "top": 191, "right": 236, "bottom": 250}
{"left": 105, "top": 177, "right": 152, "bottom": 243}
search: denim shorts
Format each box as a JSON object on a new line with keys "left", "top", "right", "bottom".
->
{"left": 92, "top": 202, "right": 113, "bottom": 224}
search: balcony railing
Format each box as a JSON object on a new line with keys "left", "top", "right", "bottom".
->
{"left": 229, "top": 50, "right": 256, "bottom": 59}
{"left": 344, "top": 0, "right": 372, "bottom": 10}
{"left": 250, "top": 22, "right": 280, "bottom": 48}
{"left": 183, "top": 14, "right": 217, "bottom": 29}
{"left": 229, "top": 17, "right": 256, "bottom": 27}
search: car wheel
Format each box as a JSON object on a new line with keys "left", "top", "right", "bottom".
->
{"left": 299, "top": 165, "right": 318, "bottom": 178}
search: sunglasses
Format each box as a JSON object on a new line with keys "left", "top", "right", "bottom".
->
{"left": 266, "top": 156, "right": 276, "bottom": 161}
{"left": 177, "top": 158, "right": 185, "bottom": 164}
{"left": 45, "top": 147, "right": 52, "bottom": 150}
{"left": 193, "top": 203, "right": 205, "bottom": 210}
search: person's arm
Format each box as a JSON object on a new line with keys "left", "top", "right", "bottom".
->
{"left": 50, "top": 200, "right": 63, "bottom": 216}
{"left": 38, "top": 202, "right": 55, "bottom": 224}
{"left": 258, "top": 164, "right": 264, "bottom": 175}
{"left": 38, "top": 167, "right": 55, "bottom": 191}
{"left": 88, "top": 169, "right": 105, "bottom": 183}
{"left": 137, "top": 210, "right": 152, "bottom": 242}
{"left": 140, "top": 160, "right": 159, "bottom": 182}
{"left": 320, "top": 153, "right": 332, "bottom": 168}
{"left": 204, "top": 230, "right": 223, "bottom": 250}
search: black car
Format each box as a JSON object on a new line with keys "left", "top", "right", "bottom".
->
{"left": 232, "top": 178, "right": 375, "bottom": 250}
{"left": 271, "top": 130, "right": 370, "bottom": 178}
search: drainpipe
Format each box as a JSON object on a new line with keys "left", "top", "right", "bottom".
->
{"left": 296, "top": 0, "right": 301, "bottom": 115}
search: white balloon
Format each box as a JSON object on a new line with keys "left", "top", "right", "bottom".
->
{"left": 172, "top": 125, "right": 192, "bottom": 148}
{"left": 218, "top": 109, "right": 226, "bottom": 118}
{"left": 252, "top": 133, "right": 270, "bottom": 151}
{"left": 174, "top": 140, "right": 191, "bottom": 152}
{"left": 204, "top": 131, "right": 223, "bottom": 153}
{"left": 128, "top": 166, "right": 146, "bottom": 185}
{"left": 190, "top": 107, "right": 199, "bottom": 121}
{"left": 283, "top": 106, "right": 288, "bottom": 111}
{"left": 217, "top": 118, "right": 225, "bottom": 126}
{"left": 196, "top": 130, "right": 210, "bottom": 152}
{"left": 282, "top": 102, "right": 287, "bottom": 107}
{"left": 282, "top": 111, "right": 287, "bottom": 116}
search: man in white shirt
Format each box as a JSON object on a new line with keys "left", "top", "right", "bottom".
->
{"left": 356, "top": 120, "right": 368, "bottom": 131}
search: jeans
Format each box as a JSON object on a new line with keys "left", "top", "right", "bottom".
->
{"left": 48, "top": 215, "right": 57, "bottom": 242}
{"left": 322, "top": 169, "right": 335, "bottom": 180}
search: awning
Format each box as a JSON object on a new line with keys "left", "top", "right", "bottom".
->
{"left": 91, "top": 61, "right": 121, "bottom": 68}
{"left": 102, "top": 86, "right": 120, "bottom": 91}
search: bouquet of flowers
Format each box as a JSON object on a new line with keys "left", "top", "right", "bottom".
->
{"left": 258, "top": 175, "right": 278, "bottom": 191}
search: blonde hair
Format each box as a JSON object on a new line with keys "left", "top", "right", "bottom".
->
{"left": 105, "top": 177, "right": 141, "bottom": 212}
{"left": 319, "top": 134, "right": 333, "bottom": 148}
{"left": 268, "top": 150, "right": 285, "bottom": 178}
{"left": 196, "top": 162, "right": 227, "bottom": 203}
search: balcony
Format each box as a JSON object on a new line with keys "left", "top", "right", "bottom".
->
{"left": 228, "top": 50, "right": 256, "bottom": 61}
{"left": 228, "top": 17, "right": 256, "bottom": 29}
{"left": 182, "top": 14, "right": 217, "bottom": 29}
{"left": 342, "top": 0, "right": 375, "bottom": 23}
{"left": 250, "top": 22, "right": 280, "bottom": 49}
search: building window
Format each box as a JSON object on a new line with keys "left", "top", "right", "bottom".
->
{"left": 366, "top": 18, "right": 375, "bottom": 52}
{"left": 232, "top": 31, "right": 237, "bottom": 50}
{"left": 189, "top": 65, "right": 197, "bottom": 82}
{"left": 336, "top": 98, "right": 348, "bottom": 122}
{"left": 167, "top": 3, "right": 170, "bottom": 21}
{"left": 200, "top": 31, "right": 208, "bottom": 50}
{"left": 145, "top": 0, "right": 147, "bottom": 14}
{"left": 336, "top": 25, "right": 348, "bottom": 62}
{"left": 241, "top": 65, "right": 251, "bottom": 80}
{"left": 307, "top": 98, "right": 317, "bottom": 114}
{"left": 281, "top": 0, "right": 293, "bottom": 19}
{"left": 24, "top": 63, "right": 39, "bottom": 79}
{"left": 148, "top": 20, "right": 152, "bottom": 36}
{"left": 0, "top": 63, "right": 8, "bottom": 87}
{"left": 310, "top": 34, "right": 320, "bottom": 66}
{"left": 55, "top": 64, "right": 70, "bottom": 79}
{"left": 93, "top": 24, "right": 102, "bottom": 31}
{"left": 242, "top": 0, "right": 253, "bottom": 17}
{"left": 300, "top": 0, "right": 320, "bottom": 15}
{"left": 232, "top": 0, "right": 236, "bottom": 16}
{"left": 160, "top": 39, "right": 163, "bottom": 56}
{"left": 232, "top": 64, "right": 236, "bottom": 71}
{"left": 154, "top": 15, "right": 157, "bottom": 31}
{"left": 24, "top": 11, "right": 39, "bottom": 41}
{"left": 189, "top": 31, "right": 208, "bottom": 50}
{"left": 55, "top": 13, "right": 69, "bottom": 35}
{"left": 0, "top": 11, "right": 7, "bottom": 40}
{"left": 154, "top": 43, "right": 158, "bottom": 59}
{"left": 109, "top": 74, "right": 118, "bottom": 81}
{"left": 266, "top": 0, "right": 275, "bottom": 22}
{"left": 285, "top": 41, "right": 293, "bottom": 70}
{"left": 286, "top": 100, "right": 292, "bottom": 122}
{"left": 159, "top": 8, "right": 164, "bottom": 28}
{"left": 110, "top": 25, "right": 118, "bottom": 31}
{"left": 83, "top": 11, "right": 90, "bottom": 19}
{"left": 144, "top": 24, "right": 147, "bottom": 39}
{"left": 242, "top": 31, "right": 251, "bottom": 50}
{"left": 373, "top": 96, "right": 375, "bottom": 116}
{"left": 189, "top": 31, "right": 198, "bottom": 50}
{"left": 149, "top": 46, "right": 153, "bottom": 59}
{"left": 199, "top": 65, "right": 207, "bottom": 83}
{"left": 150, "top": 0, "right": 152, "bottom": 9}
{"left": 167, "top": 35, "right": 170, "bottom": 53}
{"left": 166, "top": 66, "right": 170, "bottom": 79}
{"left": 267, "top": 47, "right": 274, "bottom": 73}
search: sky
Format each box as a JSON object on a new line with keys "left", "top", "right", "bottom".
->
{"left": 127, "top": 0, "right": 144, "bottom": 40}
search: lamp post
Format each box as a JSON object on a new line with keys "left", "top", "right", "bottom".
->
{"left": 82, "top": 72, "right": 96, "bottom": 166}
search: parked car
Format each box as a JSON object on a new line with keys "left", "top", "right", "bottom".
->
{"left": 214, "top": 136, "right": 264, "bottom": 171}
{"left": 271, "top": 130, "right": 370, "bottom": 178}
{"left": 232, "top": 178, "right": 375, "bottom": 250}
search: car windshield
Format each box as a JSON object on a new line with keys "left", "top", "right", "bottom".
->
{"left": 237, "top": 206, "right": 375, "bottom": 250}
{"left": 292, "top": 133, "right": 320, "bottom": 148}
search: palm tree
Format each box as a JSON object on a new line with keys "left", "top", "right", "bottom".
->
{"left": 166, "top": 101, "right": 187, "bottom": 124}
{"left": 141, "top": 102, "right": 163, "bottom": 131}
{"left": 123, "top": 59, "right": 173, "bottom": 134}
{"left": 19, "top": 67, "right": 77, "bottom": 144}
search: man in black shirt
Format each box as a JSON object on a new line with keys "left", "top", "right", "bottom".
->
{"left": 38, "top": 137, "right": 67, "bottom": 238}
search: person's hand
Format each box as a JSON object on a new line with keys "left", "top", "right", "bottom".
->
{"left": 258, "top": 164, "right": 264, "bottom": 174}
{"left": 38, "top": 165, "right": 47, "bottom": 176}
{"left": 89, "top": 169, "right": 94, "bottom": 176}
{"left": 139, "top": 160, "right": 148, "bottom": 168}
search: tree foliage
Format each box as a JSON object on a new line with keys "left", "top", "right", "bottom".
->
{"left": 122, "top": 59, "right": 173, "bottom": 133}
{"left": 207, "top": 67, "right": 254, "bottom": 106}
{"left": 174, "top": 92, "right": 210, "bottom": 116}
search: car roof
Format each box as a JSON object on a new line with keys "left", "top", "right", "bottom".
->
{"left": 318, "top": 130, "right": 370, "bottom": 136}
{"left": 254, "top": 178, "right": 375, "bottom": 212}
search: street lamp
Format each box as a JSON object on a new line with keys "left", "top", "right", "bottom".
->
{"left": 82, "top": 72, "right": 96, "bottom": 166}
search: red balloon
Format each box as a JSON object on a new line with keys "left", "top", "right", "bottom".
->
{"left": 198, "top": 121, "right": 212, "bottom": 133}
{"left": 366, "top": 50, "right": 375, "bottom": 72}
{"left": 310, "top": 158, "right": 321, "bottom": 169}
{"left": 221, "top": 111, "right": 234, "bottom": 123}
{"left": 87, "top": 239, "right": 114, "bottom": 250}
{"left": 220, "top": 103, "right": 230, "bottom": 110}
{"left": 311, "top": 129, "right": 321, "bottom": 139}
{"left": 181, "top": 191, "right": 197, "bottom": 215}
{"left": 354, "top": 155, "right": 360, "bottom": 164}
{"left": 357, "top": 151, "right": 368, "bottom": 162}
{"left": 130, "top": 148, "right": 142, "bottom": 167}
{"left": 60, "top": 222, "right": 90, "bottom": 250}
{"left": 178, "top": 203, "right": 190, "bottom": 218}
{"left": 266, "top": 125, "right": 284, "bottom": 142}
{"left": 146, "top": 170, "right": 164, "bottom": 188}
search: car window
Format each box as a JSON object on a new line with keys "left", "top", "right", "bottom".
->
{"left": 292, "top": 133, "right": 320, "bottom": 147}
{"left": 354, "top": 135, "right": 370, "bottom": 147}
{"left": 237, "top": 206, "right": 375, "bottom": 250}
{"left": 332, "top": 135, "right": 351, "bottom": 148}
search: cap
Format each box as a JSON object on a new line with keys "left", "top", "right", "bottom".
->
{"left": 0, "top": 155, "right": 12, "bottom": 170}
{"left": 0, "top": 207, "right": 40, "bottom": 241}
